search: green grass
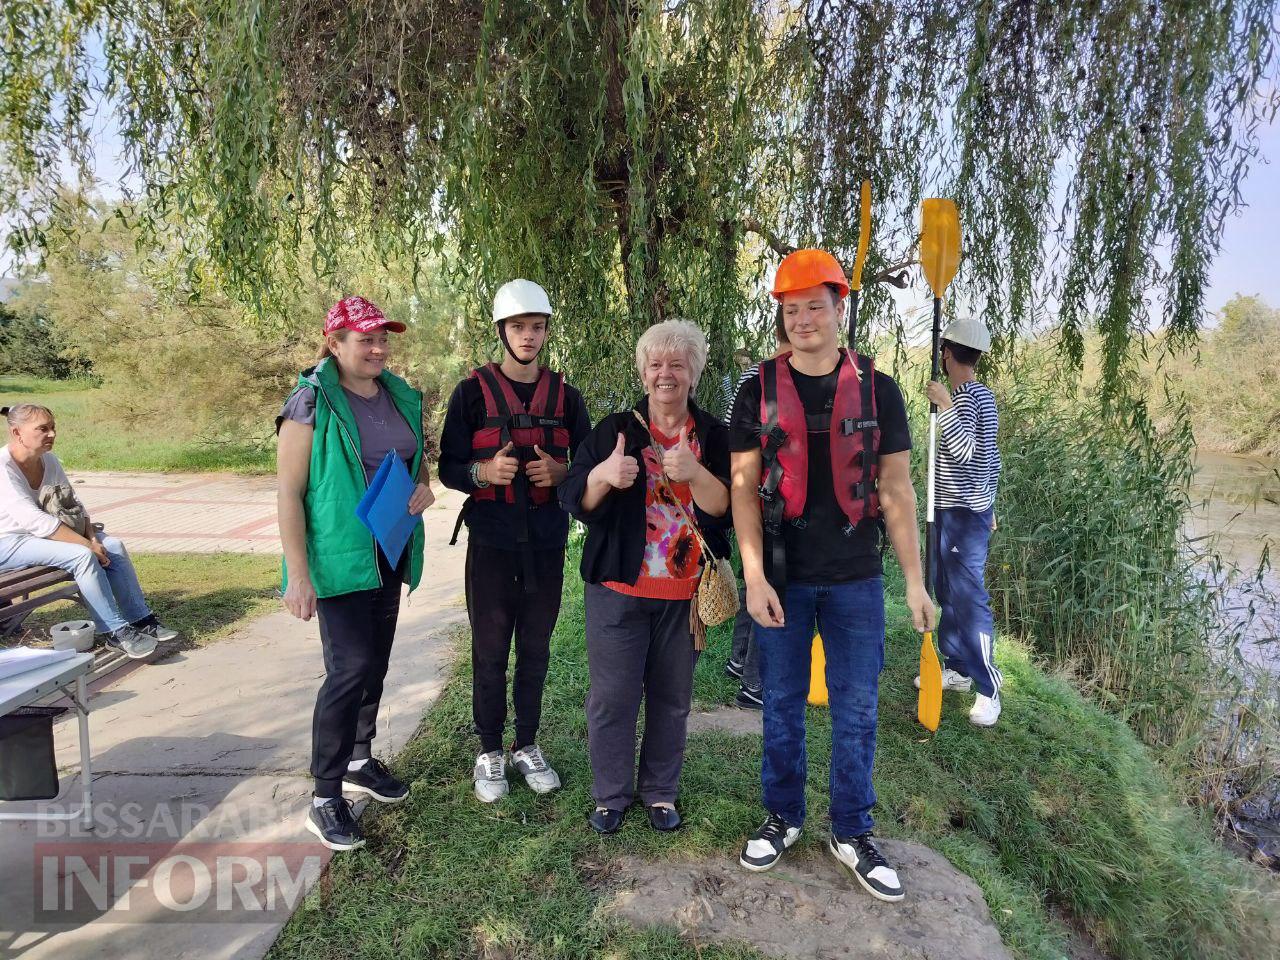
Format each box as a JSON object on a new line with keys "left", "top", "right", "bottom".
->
{"left": 268, "top": 549, "right": 1279, "bottom": 960}
{"left": 0, "top": 375, "right": 274, "bottom": 473}
{"left": 7, "top": 553, "right": 282, "bottom": 651}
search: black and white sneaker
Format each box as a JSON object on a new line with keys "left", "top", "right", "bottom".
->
{"left": 342, "top": 758, "right": 409, "bottom": 803}
{"left": 734, "top": 686, "right": 764, "bottom": 710}
{"left": 739, "top": 813, "right": 800, "bottom": 872}
{"left": 724, "top": 658, "right": 744, "bottom": 681}
{"left": 829, "top": 832, "right": 904, "bottom": 902}
{"left": 132, "top": 614, "right": 179, "bottom": 643}
{"left": 305, "top": 797, "right": 365, "bottom": 851}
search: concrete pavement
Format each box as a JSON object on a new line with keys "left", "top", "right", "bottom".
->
{"left": 69, "top": 472, "right": 281, "bottom": 554}
{"left": 0, "top": 486, "right": 470, "bottom": 960}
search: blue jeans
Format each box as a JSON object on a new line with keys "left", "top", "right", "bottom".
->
{"left": 936, "top": 507, "right": 1001, "bottom": 698}
{"left": 0, "top": 532, "right": 151, "bottom": 634}
{"left": 756, "top": 576, "right": 885, "bottom": 837}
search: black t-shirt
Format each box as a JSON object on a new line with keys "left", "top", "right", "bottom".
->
{"left": 439, "top": 369, "right": 592, "bottom": 551}
{"left": 729, "top": 354, "right": 911, "bottom": 584}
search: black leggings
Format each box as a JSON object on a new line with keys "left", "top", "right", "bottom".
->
{"left": 466, "top": 541, "right": 565, "bottom": 754}
{"left": 311, "top": 552, "right": 402, "bottom": 798}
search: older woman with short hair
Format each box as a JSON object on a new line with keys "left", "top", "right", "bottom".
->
{"left": 560, "top": 319, "right": 731, "bottom": 834}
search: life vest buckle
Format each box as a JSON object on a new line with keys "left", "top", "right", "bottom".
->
{"left": 790, "top": 517, "right": 808, "bottom": 530}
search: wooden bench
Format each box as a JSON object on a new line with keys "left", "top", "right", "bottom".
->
{"left": 0, "top": 565, "right": 84, "bottom": 639}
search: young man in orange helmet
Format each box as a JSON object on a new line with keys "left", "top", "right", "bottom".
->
{"left": 729, "top": 249, "right": 934, "bottom": 902}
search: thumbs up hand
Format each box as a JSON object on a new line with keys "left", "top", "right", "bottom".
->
{"left": 525, "top": 443, "right": 567, "bottom": 488}
{"left": 662, "top": 427, "right": 699, "bottom": 484}
{"left": 595, "top": 432, "right": 640, "bottom": 490}
{"left": 483, "top": 440, "right": 520, "bottom": 486}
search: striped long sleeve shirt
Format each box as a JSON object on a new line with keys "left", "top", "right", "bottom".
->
{"left": 935, "top": 380, "right": 1001, "bottom": 512}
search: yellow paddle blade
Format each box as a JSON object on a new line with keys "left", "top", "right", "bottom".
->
{"left": 850, "top": 179, "right": 872, "bottom": 292}
{"left": 917, "top": 631, "right": 942, "bottom": 731}
{"left": 808, "top": 634, "right": 829, "bottom": 707}
{"left": 919, "top": 198, "right": 961, "bottom": 300}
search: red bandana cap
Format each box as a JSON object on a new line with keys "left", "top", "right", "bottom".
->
{"left": 324, "top": 296, "right": 407, "bottom": 335}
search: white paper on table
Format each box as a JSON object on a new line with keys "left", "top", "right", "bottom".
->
{"left": 0, "top": 646, "right": 80, "bottom": 683}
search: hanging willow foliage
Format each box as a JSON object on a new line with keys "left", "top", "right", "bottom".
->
{"left": 1, "top": 0, "right": 1275, "bottom": 408}
{"left": 801, "top": 0, "right": 1278, "bottom": 395}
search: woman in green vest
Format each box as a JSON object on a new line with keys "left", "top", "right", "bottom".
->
{"left": 276, "top": 296, "right": 434, "bottom": 852}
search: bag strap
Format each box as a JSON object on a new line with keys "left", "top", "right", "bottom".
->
{"left": 630, "top": 410, "right": 716, "bottom": 562}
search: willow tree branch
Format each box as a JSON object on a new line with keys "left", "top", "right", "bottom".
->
{"left": 741, "top": 217, "right": 795, "bottom": 258}
{"left": 867, "top": 259, "right": 916, "bottom": 288}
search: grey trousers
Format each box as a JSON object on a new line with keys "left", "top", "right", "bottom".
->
{"left": 584, "top": 582, "right": 700, "bottom": 810}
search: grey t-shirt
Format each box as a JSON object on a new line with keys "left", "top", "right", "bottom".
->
{"left": 280, "top": 383, "right": 417, "bottom": 482}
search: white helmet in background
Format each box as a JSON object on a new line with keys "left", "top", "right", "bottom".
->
{"left": 940, "top": 317, "right": 992, "bottom": 354}
{"left": 493, "top": 279, "right": 553, "bottom": 324}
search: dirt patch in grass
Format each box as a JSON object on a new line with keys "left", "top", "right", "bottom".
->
{"left": 605, "top": 841, "right": 1011, "bottom": 960}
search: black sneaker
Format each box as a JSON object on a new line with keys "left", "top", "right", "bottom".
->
{"left": 829, "top": 832, "right": 904, "bottom": 902}
{"left": 342, "top": 758, "right": 409, "bottom": 803}
{"left": 724, "top": 658, "right": 744, "bottom": 681}
{"left": 305, "top": 798, "right": 365, "bottom": 851}
{"left": 735, "top": 686, "right": 764, "bottom": 710}
{"left": 739, "top": 813, "right": 800, "bottom": 872}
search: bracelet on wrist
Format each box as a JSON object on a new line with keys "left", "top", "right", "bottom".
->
{"left": 470, "top": 461, "right": 491, "bottom": 488}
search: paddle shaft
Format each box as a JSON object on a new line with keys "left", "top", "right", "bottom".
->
{"left": 847, "top": 288, "right": 860, "bottom": 350}
{"left": 924, "top": 295, "right": 942, "bottom": 598}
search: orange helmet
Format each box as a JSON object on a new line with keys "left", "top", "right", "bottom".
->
{"left": 771, "top": 248, "right": 849, "bottom": 301}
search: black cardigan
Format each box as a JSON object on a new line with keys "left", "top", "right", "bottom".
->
{"left": 559, "top": 395, "right": 732, "bottom": 586}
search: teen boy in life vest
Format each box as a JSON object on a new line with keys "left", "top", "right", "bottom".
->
{"left": 439, "top": 280, "right": 592, "bottom": 802}
{"left": 729, "top": 249, "right": 934, "bottom": 903}
{"left": 921, "top": 318, "right": 1003, "bottom": 727}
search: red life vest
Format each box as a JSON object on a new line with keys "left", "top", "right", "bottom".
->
{"left": 469, "top": 362, "right": 570, "bottom": 507}
{"left": 757, "top": 349, "right": 880, "bottom": 536}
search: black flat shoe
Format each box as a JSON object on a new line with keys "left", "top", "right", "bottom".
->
{"left": 588, "top": 807, "right": 624, "bottom": 834}
{"left": 647, "top": 805, "right": 682, "bottom": 832}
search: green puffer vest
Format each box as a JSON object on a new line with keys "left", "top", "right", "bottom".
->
{"left": 281, "top": 358, "right": 425, "bottom": 598}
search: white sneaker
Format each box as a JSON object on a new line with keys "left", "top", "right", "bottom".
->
{"left": 473, "top": 750, "right": 510, "bottom": 803}
{"left": 913, "top": 668, "right": 972, "bottom": 692}
{"left": 510, "top": 744, "right": 561, "bottom": 794}
{"left": 969, "top": 693, "right": 1001, "bottom": 727}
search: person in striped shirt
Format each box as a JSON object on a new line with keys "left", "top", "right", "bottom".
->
{"left": 923, "top": 318, "right": 1003, "bottom": 727}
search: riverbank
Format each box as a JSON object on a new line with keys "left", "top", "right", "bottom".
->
{"left": 267, "top": 550, "right": 1278, "bottom": 960}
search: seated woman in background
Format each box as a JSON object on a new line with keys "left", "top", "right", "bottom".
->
{"left": 559, "top": 319, "right": 732, "bottom": 835}
{"left": 0, "top": 402, "right": 177, "bottom": 659}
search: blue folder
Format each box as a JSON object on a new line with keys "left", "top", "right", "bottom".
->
{"left": 355, "top": 451, "right": 423, "bottom": 569}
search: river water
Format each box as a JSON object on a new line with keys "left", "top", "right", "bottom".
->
{"left": 1188, "top": 451, "right": 1279, "bottom": 862}
{"left": 1188, "top": 451, "right": 1279, "bottom": 666}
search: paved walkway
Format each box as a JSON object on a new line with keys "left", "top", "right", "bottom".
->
{"left": 0, "top": 483, "right": 470, "bottom": 960}
{"left": 69, "top": 472, "right": 281, "bottom": 554}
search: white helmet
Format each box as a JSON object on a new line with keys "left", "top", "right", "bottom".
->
{"left": 940, "top": 317, "right": 991, "bottom": 353}
{"left": 493, "top": 279, "right": 553, "bottom": 323}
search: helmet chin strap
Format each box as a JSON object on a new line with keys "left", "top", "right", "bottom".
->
{"left": 498, "top": 320, "right": 540, "bottom": 366}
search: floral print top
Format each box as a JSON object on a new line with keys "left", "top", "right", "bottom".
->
{"left": 603, "top": 415, "right": 703, "bottom": 601}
